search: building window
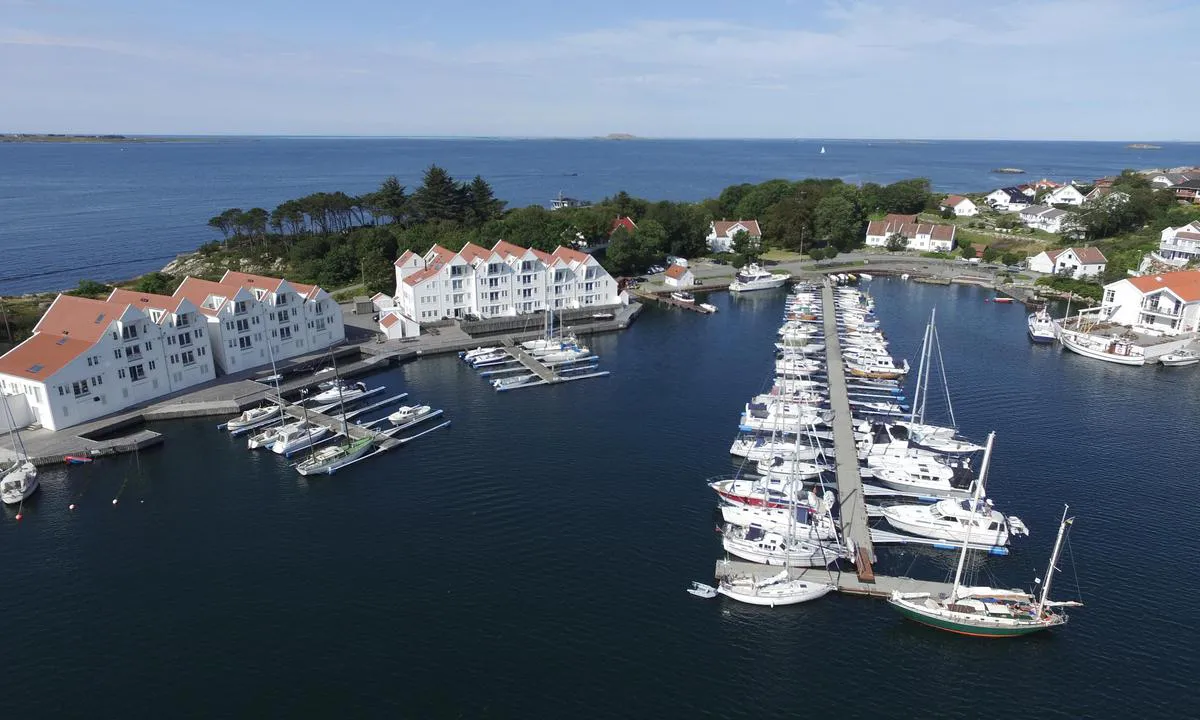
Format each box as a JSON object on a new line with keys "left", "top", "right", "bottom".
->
{"left": 279, "top": 326, "right": 292, "bottom": 340}
{"left": 179, "top": 331, "right": 192, "bottom": 347}
{"left": 121, "top": 325, "right": 138, "bottom": 340}
{"left": 236, "top": 319, "right": 250, "bottom": 332}
{"left": 176, "top": 313, "right": 190, "bottom": 327}
{"left": 72, "top": 381, "right": 89, "bottom": 397}
{"left": 145, "top": 341, "right": 152, "bottom": 351}
{"left": 58, "top": 386, "right": 64, "bottom": 396}
{"left": 315, "top": 318, "right": 326, "bottom": 332}
{"left": 118, "top": 368, "right": 126, "bottom": 379}
{"left": 129, "top": 365, "right": 146, "bottom": 382}
{"left": 182, "top": 350, "right": 195, "bottom": 365}
{"left": 234, "top": 300, "right": 247, "bottom": 314}
{"left": 238, "top": 336, "right": 252, "bottom": 350}
{"left": 148, "top": 361, "right": 156, "bottom": 370}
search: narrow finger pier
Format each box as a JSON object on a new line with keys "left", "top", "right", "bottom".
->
{"left": 462, "top": 335, "right": 610, "bottom": 391}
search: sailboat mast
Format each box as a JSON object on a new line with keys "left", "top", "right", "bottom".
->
{"left": 330, "top": 348, "right": 350, "bottom": 446}
{"left": 950, "top": 431, "right": 994, "bottom": 599}
{"left": 909, "top": 312, "right": 931, "bottom": 424}
{"left": 1037, "top": 504, "right": 1071, "bottom": 616}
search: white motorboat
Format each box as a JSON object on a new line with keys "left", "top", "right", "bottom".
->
{"left": 313, "top": 366, "right": 336, "bottom": 378}
{"left": 687, "top": 581, "right": 718, "bottom": 599}
{"left": 846, "top": 356, "right": 909, "bottom": 379}
{"left": 670, "top": 290, "right": 696, "bottom": 303}
{"left": 226, "top": 405, "right": 281, "bottom": 432}
{"left": 296, "top": 436, "right": 375, "bottom": 476}
{"left": 740, "top": 407, "right": 830, "bottom": 433}
{"left": 717, "top": 571, "right": 835, "bottom": 606}
{"left": 774, "top": 359, "right": 823, "bottom": 377}
{"left": 721, "top": 524, "right": 846, "bottom": 567}
{"left": 249, "top": 420, "right": 300, "bottom": 449}
{"left": 460, "top": 346, "right": 502, "bottom": 362}
{"left": 909, "top": 432, "right": 985, "bottom": 455}
{"left": 309, "top": 381, "right": 368, "bottom": 405}
{"left": 870, "top": 461, "right": 973, "bottom": 498}
{"left": 271, "top": 422, "right": 330, "bottom": 455}
{"left": 1027, "top": 309, "right": 1056, "bottom": 344}
{"left": 388, "top": 404, "right": 432, "bottom": 425}
{"left": 493, "top": 373, "right": 535, "bottom": 390}
{"left": 882, "top": 497, "right": 1026, "bottom": 546}
{"left": 1057, "top": 326, "right": 1145, "bottom": 366}
{"left": 1160, "top": 350, "right": 1199, "bottom": 367}
{"left": 754, "top": 456, "right": 829, "bottom": 481}
{"left": 730, "top": 264, "right": 789, "bottom": 292}
{"left": 699, "top": 303, "right": 718, "bottom": 314}
{"left": 1, "top": 460, "right": 38, "bottom": 505}
{"left": 469, "top": 351, "right": 511, "bottom": 366}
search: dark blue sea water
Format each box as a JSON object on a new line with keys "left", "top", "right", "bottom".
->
{"left": 4, "top": 138, "right": 1200, "bottom": 294}
{"left": 4, "top": 279, "right": 1196, "bottom": 718}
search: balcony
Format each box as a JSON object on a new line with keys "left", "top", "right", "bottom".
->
{"left": 1140, "top": 303, "right": 1183, "bottom": 318}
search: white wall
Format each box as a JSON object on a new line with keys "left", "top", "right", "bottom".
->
{"left": 0, "top": 392, "right": 34, "bottom": 431}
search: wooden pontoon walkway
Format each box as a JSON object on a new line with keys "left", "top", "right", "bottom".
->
{"left": 713, "top": 560, "right": 952, "bottom": 599}
{"left": 821, "top": 280, "right": 876, "bottom": 577}
{"left": 282, "top": 404, "right": 381, "bottom": 443}
{"left": 504, "top": 347, "right": 559, "bottom": 383}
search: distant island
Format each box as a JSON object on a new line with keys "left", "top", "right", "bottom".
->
{"left": 602, "top": 133, "right": 637, "bottom": 140}
{"left": 992, "top": 167, "right": 1026, "bottom": 174}
{"left": 0, "top": 133, "right": 187, "bottom": 143}
{"left": 1127, "top": 143, "right": 1162, "bottom": 150}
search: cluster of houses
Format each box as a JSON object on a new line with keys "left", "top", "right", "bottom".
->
{"left": 0, "top": 271, "right": 345, "bottom": 432}
{"left": 1095, "top": 270, "right": 1200, "bottom": 336}
{"left": 863, "top": 214, "right": 957, "bottom": 252}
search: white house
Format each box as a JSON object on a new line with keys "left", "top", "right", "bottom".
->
{"left": 663, "top": 264, "right": 695, "bottom": 288}
{"left": 1043, "top": 185, "right": 1086, "bottom": 206}
{"left": 378, "top": 310, "right": 420, "bottom": 340}
{"left": 864, "top": 216, "right": 956, "bottom": 252}
{"left": 1019, "top": 205, "right": 1071, "bottom": 234}
{"left": 1097, "top": 271, "right": 1200, "bottom": 334}
{"left": 707, "top": 220, "right": 762, "bottom": 253}
{"left": 393, "top": 240, "right": 621, "bottom": 324}
{"left": 940, "top": 195, "right": 978, "bottom": 216}
{"left": 174, "top": 272, "right": 344, "bottom": 375}
{"left": 985, "top": 187, "right": 1032, "bottom": 212}
{"left": 1025, "top": 247, "right": 1106, "bottom": 278}
{"left": 0, "top": 293, "right": 215, "bottom": 432}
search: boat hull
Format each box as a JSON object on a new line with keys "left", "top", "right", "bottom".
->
{"left": 717, "top": 580, "right": 834, "bottom": 606}
{"left": 1058, "top": 330, "right": 1145, "bottom": 366}
{"left": 1, "top": 463, "right": 38, "bottom": 505}
{"left": 889, "top": 599, "right": 1055, "bottom": 637}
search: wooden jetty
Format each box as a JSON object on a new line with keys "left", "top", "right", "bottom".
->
{"left": 506, "top": 347, "right": 559, "bottom": 383}
{"left": 633, "top": 290, "right": 712, "bottom": 314}
{"left": 821, "top": 280, "right": 876, "bottom": 577}
{"left": 713, "top": 560, "right": 952, "bottom": 599}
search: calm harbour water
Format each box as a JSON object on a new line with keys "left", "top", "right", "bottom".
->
{"left": 4, "top": 278, "right": 1196, "bottom": 718}
{"left": 4, "top": 138, "right": 1200, "bottom": 294}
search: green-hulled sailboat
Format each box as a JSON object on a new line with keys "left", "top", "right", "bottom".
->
{"left": 889, "top": 432, "right": 1082, "bottom": 637}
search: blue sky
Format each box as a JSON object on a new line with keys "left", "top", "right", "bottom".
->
{"left": 2, "top": 0, "right": 1197, "bottom": 139}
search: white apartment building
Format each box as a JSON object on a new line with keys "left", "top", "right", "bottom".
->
{"left": 0, "top": 294, "right": 215, "bottom": 431}
{"left": 393, "top": 240, "right": 621, "bottom": 323}
{"left": 174, "top": 272, "right": 345, "bottom": 374}
{"left": 864, "top": 217, "right": 957, "bottom": 252}
{"left": 1098, "top": 271, "right": 1200, "bottom": 334}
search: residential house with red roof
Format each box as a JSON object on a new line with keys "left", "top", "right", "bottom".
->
{"left": 609, "top": 216, "right": 637, "bottom": 235}
{"left": 663, "top": 263, "right": 694, "bottom": 288}
{"left": 864, "top": 218, "right": 956, "bottom": 252}
{"left": 1098, "top": 270, "right": 1200, "bottom": 334}
{"left": 706, "top": 220, "right": 762, "bottom": 253}
{"left": 1025, "top": 247, "right": 1106, "bottom": 278}
{"left": 392, "top": 240, "right": 621, "bottom": 326}
{"left": 939, "top": 195, "right": 978, "bottom": 217}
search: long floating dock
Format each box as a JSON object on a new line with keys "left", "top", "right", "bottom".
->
{"left": 822, "top": 280, "right": 876, "bottom": 576}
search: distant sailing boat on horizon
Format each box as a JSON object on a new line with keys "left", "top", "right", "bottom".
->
{"left": 820, "top": 146, "right": 826, "bottom": 154}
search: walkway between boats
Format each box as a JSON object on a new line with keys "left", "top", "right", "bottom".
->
{"left": 281, "top": 403, "right": 381, "bottom": 443}
{"left": 821, "top": 280, "right": 876, "bottom": 578}
{"left": 713, "top": 560, "right": 951, "bottom": 599}
{"left": 505, "top": 347, "right": 559, "bottom": 383}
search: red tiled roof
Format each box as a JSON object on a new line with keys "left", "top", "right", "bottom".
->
{"left": 1127, "top": 271, "right": 1200, "bottom": 302}
{"left": 530, "top": 248, "right": 554, "bottom": 263}
{"left": 0, "top": 332, "right": 96, "bottom": 381}
{"left": 33, "top": 294, "right": 127, "bottom": 343}
{"left": 867, "top": 219, "right": 954, "bottom": 242}
{"left": 884, "top": 214, "right": 919, "bottom": 225}
{"left": 610, "top": 216, "right": 637, "bottom": 234}
{"left": 458, "top": 242, "right": 493, "bottom": 265}
{"left": 551, "top": 246, "right": 591, "bottom": 265}
{"left": 712, "top": 219, "right": 762, "bottom": 238}
{"left": 380, "top": 313, "right": 400, "bottom": 329}
{"left": 1044, "top": 249, "right": 1064, "bottom": 262}
{"left": 930, "top": 224, "right": 955, "bottom": 241}
{"left": 221, "top": 271, "right": 320, "bottom": 299}
{"left": 394, "top": 250, "right": 416, "bottom": 267}
{"left": 402, "top": 264, "right": 442, "bottom": 287}
{"left": 665, "top": 264, "right": 688, "bottom": 279}
{"left": 107, "top": 288, "right": 187, "bottom": 319}
{"left": 174, "top": 276, "right": 238, "bottom": 316}
{"left": 1065, "top": 246, "right": 1107, "bottom": 264}
{"left": 941, "top": 195, "right": 968, "bottom": 208}
{"left": 491, "top": 240, "right": 529, "bottom": 260}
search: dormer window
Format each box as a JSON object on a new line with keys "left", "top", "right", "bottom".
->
{"left": 276, "top": 293, "right": 288, "bottom": 306}
{"left": 234, "top": 300, "right": 248, "bottom": 314}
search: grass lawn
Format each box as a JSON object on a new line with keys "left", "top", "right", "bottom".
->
{"left": 760, "top": 249, "right": 807, "bottom": 262}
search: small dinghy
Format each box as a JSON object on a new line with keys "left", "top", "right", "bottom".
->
{"left": 699, "top": 303, "right": 718, "bottom": 313}
{"left": 64, "top": 455, "right": 93, "bottom": 464}
{"left": 687, "top": 581, "right": 718, "bottom": 599}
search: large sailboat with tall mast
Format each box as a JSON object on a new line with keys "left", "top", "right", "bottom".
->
{"left": 896, "top": 308, "right": 983, "bottom": 455}
{"left": 295, "top": 352, "right": 374, "bottom": 476}
{"left": 889, "top": 433, "right": 1082, "bottom": 637}
{"left": 1, "top": 398, "right": 38, "bottom": 505}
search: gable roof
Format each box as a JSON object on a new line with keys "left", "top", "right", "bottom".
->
{"left": 1173, "top": 178, "right": 1200, "bottom": 190}
{"left": 394, "top": 249, "right": 417, "bottom": 267}
{"left": 0, "top": 332, "right": 96, "bottom": 381}
{"left": 173, "top": 276, "right": 241, "bottom": 315}
{"left": 380, "top": 313, "right": 400, "bottom": 329}
{"left": 1063, "top": 246, "right": 1107, "bottom": 264}
{"left": 941, "top": 195, "right": 969, "bottom": 208}
{"left": 1042, "top": 249, "right": 1064, "bottom": 262}
{"left": 610, "top": 216, "right": 638, "bottom": 234}
{"left": 33, "top": 294, "right": 129, "bottom": 343}
{"left": 1126, "top": 271, "right": 1200, "bottom": 302}
{"left": 458, "top": 242, "right": 493, "bottom": 265}
{"left": 665, "top": 264, "right": 689, "bottom": 279}
{"left": 992, "top": 187, "right": 1028, "bottom": 203}
{"left": 491, "top": 240, "right": 528, "bottom": 261}
{"left": 712, "top": 219, "right": 762, "bottom": 238}
{"left": 883, "top": 214, "right": 918, "bottom": 225}
{"left": 551, "top": 246, "right": 591, "bottom": 266}
{"left": 866, "top": 219, "right": 955, "bottom": 241}
{"left": 107, "top": 288, "right": 187, "bottom": 317}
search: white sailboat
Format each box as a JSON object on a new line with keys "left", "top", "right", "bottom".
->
{"left": 717, "top": 569, "right": 835, "bottom": 606}
{"left": 1, "top": 398, "right": 37, "bottom": 505}
{"left": 295, "top": 355, "right": 375, "bottom": 475}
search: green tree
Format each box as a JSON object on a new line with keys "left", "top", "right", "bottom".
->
{"left": 605, "top": 226, "right": 649, "bottom": 274}
{"left": 813, "top": 192, "right": 865, "bottom": 250}
{"left": 412, "top": 165, "right": 464, "bottom": 223}
{"left": 1001, "top": 252, "right": 1020, "bottom": 266}
{"left": 634, "top": 219, "right": 669, "bottom": 259}
{"left": 240, "top": 208, "right": 269, "bottom": 245}
{"left": 366, "top": 176, "right": 409, "bottom": 225}
{"left": 959, "top": 243, "right": 975, "bottom": 259}
{"left": 982, "top": 245, "right": 1000, "bottom": 263}
{"left": 764, "top": 191, "right": 819, "bottom": 253}
{"left": 464, "top": 175, "right": 506, "bottom": 225}
{"left": 808, "top": 247, "right": 826, "bottom": 261}
{"left": 885, "top": 233, "right": 908, "bottom": 251}
{"left": 68, "top": 279, "right": 112, "bottom": 298}
{"left": 882, "top": 178, "right": 932, "bottom": 214}
{"left": 824, "top": 246, "right": 840, "bottom": 261}
{"left": 733, "top": 179, "right": 795, "bottom": 221}
{"left": 731, "top": 229, "right": 759, "bottom": 262}
{"left": 131, "top": 272, "right": 178, "bottom": 296}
